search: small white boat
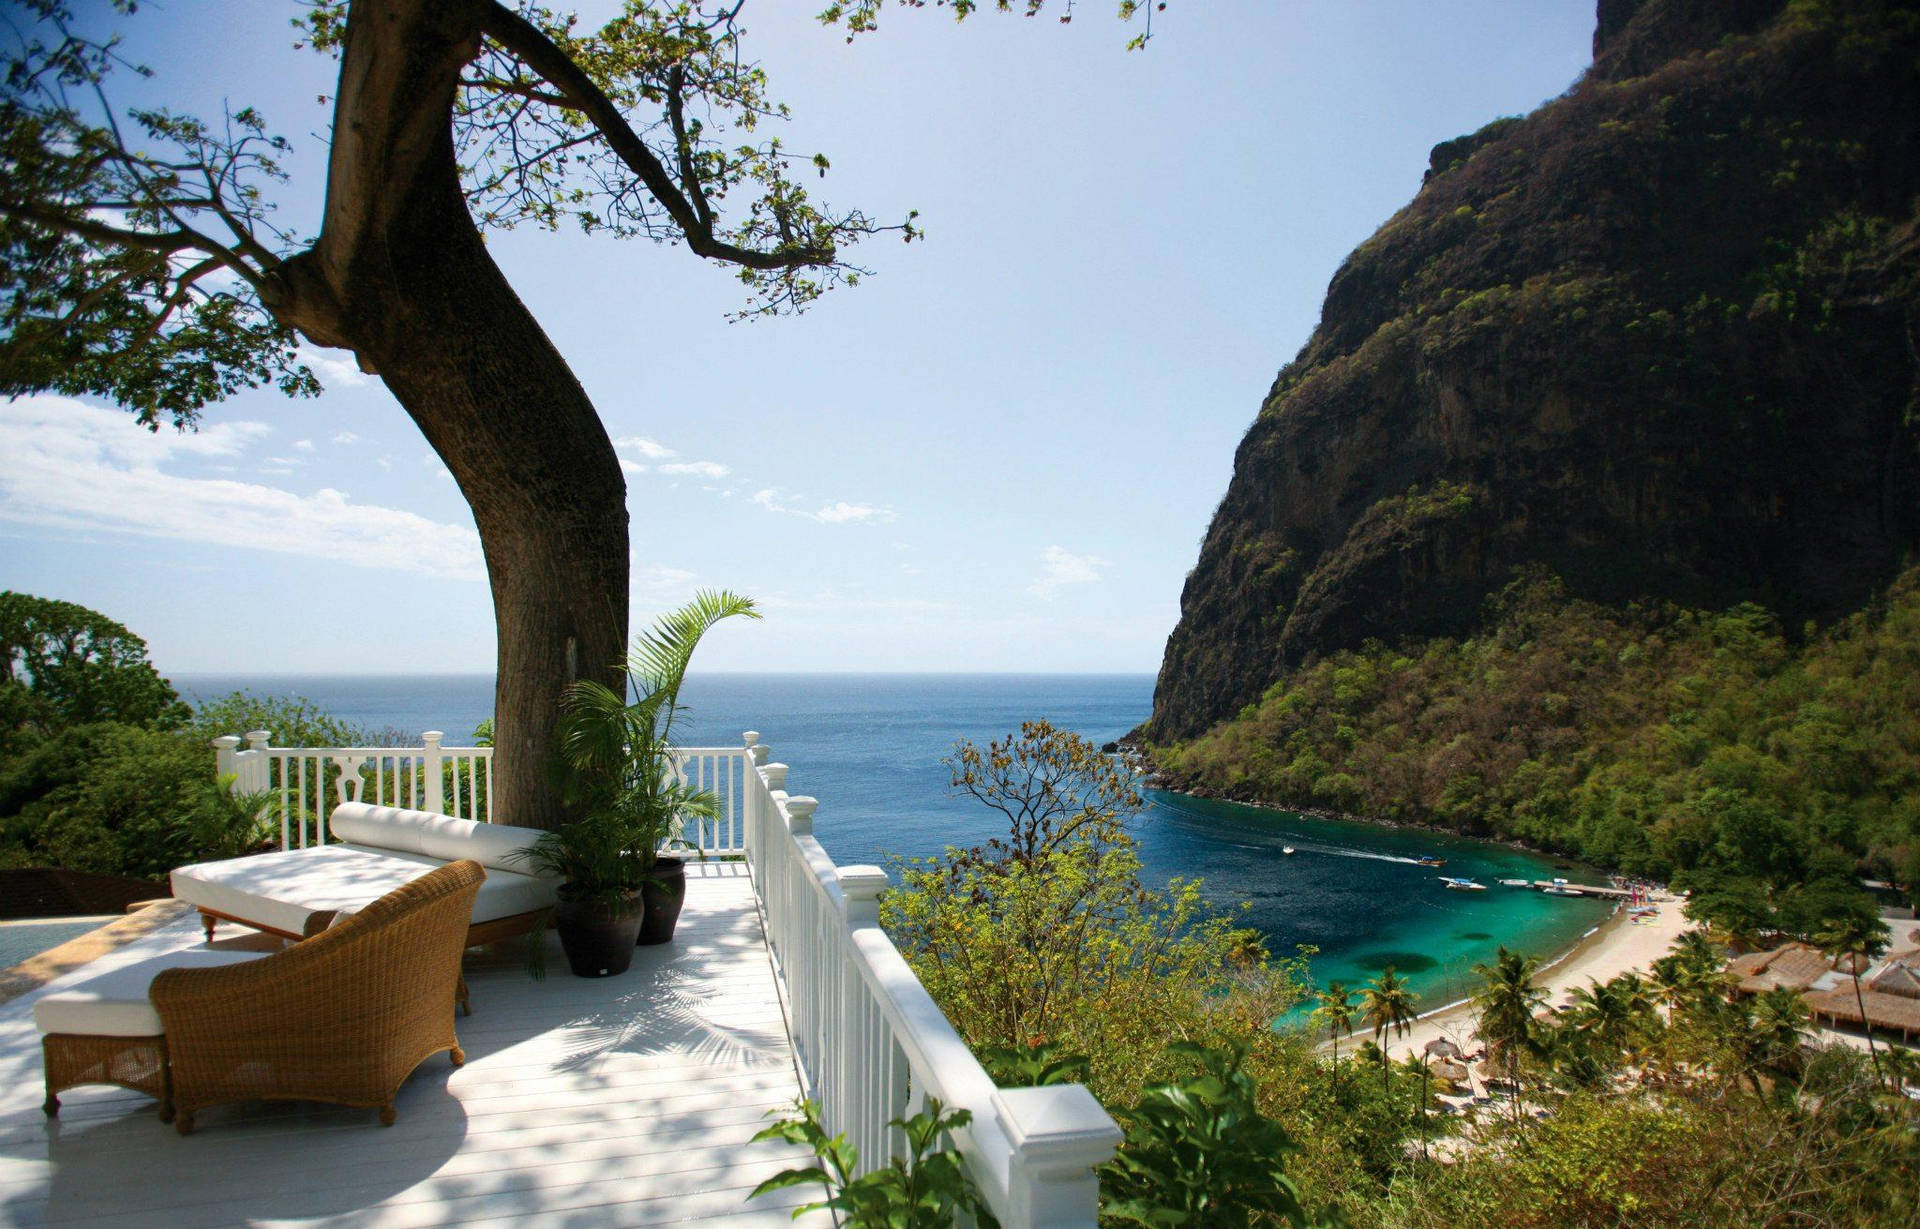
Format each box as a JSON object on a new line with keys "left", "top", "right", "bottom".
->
{"left": 1498, "top": 878, "right": 1531, "bottom": 887}
{"left": 1283, "top": 846, "right": 1296, "bottom": 855}
{"left": 1441, "top": 877, "right": 1487, "bottom": 891}
{"left": 1542, "top": 877, "right": 1584, "bottom": 897}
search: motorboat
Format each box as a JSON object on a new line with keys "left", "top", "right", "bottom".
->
{"left": 1498, "top": 878, "right": 1531, "bottom": 887}
{"left": 1415, "top": 856, "right": 1446, "bottom": 868}
{"left": 1283, "top": 846, "right": 1296, "bottom": 855}
{"left": 1441, "top": 877, "right": 1487, "bottom": 891}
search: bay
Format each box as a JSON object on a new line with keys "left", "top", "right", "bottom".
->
{"left": 173, "top": 671, "right": 1613, "bottom": 1014}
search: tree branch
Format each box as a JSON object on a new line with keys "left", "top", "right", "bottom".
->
{"left": 474, "top": 0, "right": 832, "bottom": 271}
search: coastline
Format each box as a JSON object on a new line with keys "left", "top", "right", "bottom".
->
{"left": 1318, "top": 895, "right": 1692, "bottom": 1060}
{"left": 1141, "top": 772, "right": 1601, "bottom": 868}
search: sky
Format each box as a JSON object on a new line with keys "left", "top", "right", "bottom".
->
{"left": 0, "top": 1, "right": 1598, "bottom": 675}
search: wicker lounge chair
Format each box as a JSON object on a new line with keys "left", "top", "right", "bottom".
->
{"left": 151, "top": 858, "right": 485, "bottom": 1134}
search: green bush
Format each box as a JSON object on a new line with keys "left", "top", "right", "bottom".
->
{"left": 749, "top": 1098, "right": 998, "bottom": 1229}
{"left": 0, "top": 592, "right": 366, "bottom": 879}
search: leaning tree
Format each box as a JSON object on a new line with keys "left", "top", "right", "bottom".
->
{"left": 0, "top": 0, "right": 1152, "bottom": 827}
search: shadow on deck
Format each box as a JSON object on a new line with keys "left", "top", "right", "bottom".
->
{"left": 0, "top": 863, "right": 830, "bottom": 1229}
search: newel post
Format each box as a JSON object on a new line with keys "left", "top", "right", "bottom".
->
{"left": 211, "top": 735, "right": 241, "bottom": 784}
{"left": 785, "top": 796, "right": 817, "bottom": 837}
{"left": 837, "top": 864, "right": 888, "bottom": 927}
{"left": 764, "top": 763, "right": 790, "bottom": 793}
{"left": 421, "top": 731, "right": 445, "bottom": 815}
{"left": 991, "top": 1085, "right": 1124, "bottom": 1229}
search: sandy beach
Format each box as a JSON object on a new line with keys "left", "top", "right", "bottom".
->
{"left": 1326, "top": 895, "right": 1694, "bottom": 1062}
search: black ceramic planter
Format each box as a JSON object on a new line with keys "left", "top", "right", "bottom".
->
{"left": 554, "top": 888, "right": 643, "bottom": 977}
{"left": 637, "top": 857, "right": 687, "bottom": 945}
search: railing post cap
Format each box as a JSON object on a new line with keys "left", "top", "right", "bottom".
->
{"left": 422, "top": 730, "right": 444, "bottom": 744}
{"left": 742, "top": 730, "right": 760, "bottom": 748}
{"left": 750, "top": 743, "right": 770, "bottom": 766}
{"left": 836, "top": 864, "right": 889, "bottom": 898}
{"left": 992, "top": 1085, "right": 1123, "bottom": 1167}
{"left": 211, "top": 735, "right": 242, "bottom": 750}
{"left": 785, "top": 796, "right": 818, "bottom": 816}
{"left": 245, "top": 730, "right": 271, "bottom": 744}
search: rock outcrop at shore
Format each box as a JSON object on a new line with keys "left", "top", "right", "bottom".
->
{"left": 1146, "top": 0, "right": 1920, "bottom": 743}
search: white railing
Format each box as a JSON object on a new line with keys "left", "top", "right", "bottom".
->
{"left": 212, "top": 733, "right": 745, "bottom": 857}
{"left": 213, "top": 730, "right": 493, "bottom": 849}
{"left": 212, "top": 726, "right": 1122, "bottom": 1226}
{"left": 735, "top": 730, "right": 1123, "bottom": 1229}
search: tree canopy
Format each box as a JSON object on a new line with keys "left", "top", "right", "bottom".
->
{"left": 0, "top": 589, "right": 188, "bottom": 732}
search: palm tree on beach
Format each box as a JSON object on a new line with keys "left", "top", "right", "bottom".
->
{"left": 1361, "top": 968, "right": 1420, "bottom": 1094}
{"left": 1473, "top": 946, "right": 1546, "bottom": 1117}
{"left": 1814, "top": 912, "right": 1890, "bottom": 1089}
{"left": 1567, "top": 972, "right": 1656, "bottom": 1060}
{"left": 1744, "top": 986, "right": 1810, "bottom": 1094}
{"left": 1312, "top": 982, "right": 1357, "bottom": 1096}
{"left": 1674, "top": 929, "right": 1725, "bottom": 969}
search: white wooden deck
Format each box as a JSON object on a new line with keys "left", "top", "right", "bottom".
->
{"left": 0, "top": 863, "right": 831, "bottom": 1229}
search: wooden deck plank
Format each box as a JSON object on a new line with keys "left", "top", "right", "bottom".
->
{"left": 0, "top": 864, "right": 818, "bottom": 1229}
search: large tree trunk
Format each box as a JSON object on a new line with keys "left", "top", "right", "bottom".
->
{"left": 265, "top": 0, "right": 627, "bottom": 829}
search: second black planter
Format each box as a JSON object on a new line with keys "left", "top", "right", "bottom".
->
{"left": 637, "top": 857, "right": 687, "bottom": 945}
{"left": 554, "top": 888, "right": 643, "bottom": 977}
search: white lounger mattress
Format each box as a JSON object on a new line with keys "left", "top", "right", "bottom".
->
{"left": 171, "top": 844, "right": 556, "bottom": 937}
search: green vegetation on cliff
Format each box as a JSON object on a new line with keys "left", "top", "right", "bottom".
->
{"left": 1153, "top": 567, "right": 1920, "bottom": 934}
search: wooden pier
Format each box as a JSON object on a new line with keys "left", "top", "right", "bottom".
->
{"left": 1529, "top": 880, "right": 1638, "bottom": 900}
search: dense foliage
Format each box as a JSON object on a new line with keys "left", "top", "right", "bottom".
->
{"left": 750, "top": 1098, "right": 1001, "bottom": 1229}
{"left": 0, "top": 591, "right": 369, "bottom": 879}
{"left": 884, "top": 720, "right": 1302, "bottom": 1096}
{"left": 898, "top": 720, "right": 1919, "bottom": 1227}
{"left": 1155, "top": 567, "right": 1920, "bottom": 940}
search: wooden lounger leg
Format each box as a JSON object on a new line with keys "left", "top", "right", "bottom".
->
{"left": 200, "top": 911, "right": 216, "bottom": 942}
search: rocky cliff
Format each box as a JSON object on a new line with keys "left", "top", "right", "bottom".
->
{"left": 1147, "top": 0, "right": 1920, "bottom": 743}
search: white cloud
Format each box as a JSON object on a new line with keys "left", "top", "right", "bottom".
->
{"left": 294, "top": 438, "right": 315, "bottom": 452}
{"left": 752, "top": 488, "right": 897, "bottom": 525}
{"left": 634, "top": 565, "right": 698, "bottom": 597}
{"left": 657, "top": 460, "right": 730, "bottom": 479}
{"left": 0, "top": 395, "right": 484, "bottom": 581}
{"left": 813, "top": 501, "right": 894, "bottom": 525}
{"left": 1029, "top": 545, "right": 1108, "bottom": 597}
{"left": 618, "top": 459, "right": 648, "bottom": 475}
{"left": 613, "top": 435, "right": 676, "bottom": 460}
{"left": 332, "top": 431, "right": 359, "bottom": 445}
{"left": 297, "top": 346, "right": 370, "bottom": 389}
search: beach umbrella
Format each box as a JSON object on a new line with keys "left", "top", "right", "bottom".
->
{"left": 1424, "top": 1038, "right": 1465, "bottom": 1060}
{"left": 1434, "top": 1059, "right": 1470, "bottom": 1083}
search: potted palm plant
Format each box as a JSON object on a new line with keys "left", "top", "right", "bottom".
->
{"left": 514, "top": 812, "right": 647, "bottom": 977}
{"left": 526, "top": 590, "right": 759, "bottom": 973}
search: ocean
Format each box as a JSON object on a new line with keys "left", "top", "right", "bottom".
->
{"left": 174, "top": 671, "right": 1613, "bottom": 1016}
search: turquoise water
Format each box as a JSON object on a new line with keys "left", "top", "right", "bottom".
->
{"left": 174, "top": 672, "right": 1613, "bottom": 1015}
{"left": 1143, "top": 793, "right": 1612, "bottom": 1021}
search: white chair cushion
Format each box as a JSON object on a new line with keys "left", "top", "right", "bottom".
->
{"left": 171, "top": 844, "right": 557, "bottom": 936}
{"left": 328, "top": 802, "right": 551, "bottom": 874}
{"left": 34, "top": 949, "right": 267, "bottom": 1037}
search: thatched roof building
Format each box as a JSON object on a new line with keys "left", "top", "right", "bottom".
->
{"left": 1727, "top": 942, "right": 1834, "bottom": 995}
{"left": 1803, "top": 985, "right": 1920, "bottom": 1043}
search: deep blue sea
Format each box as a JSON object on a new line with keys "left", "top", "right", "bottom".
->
{"left": 174, "top": 672, "right": 1611, "bottom": 1014}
